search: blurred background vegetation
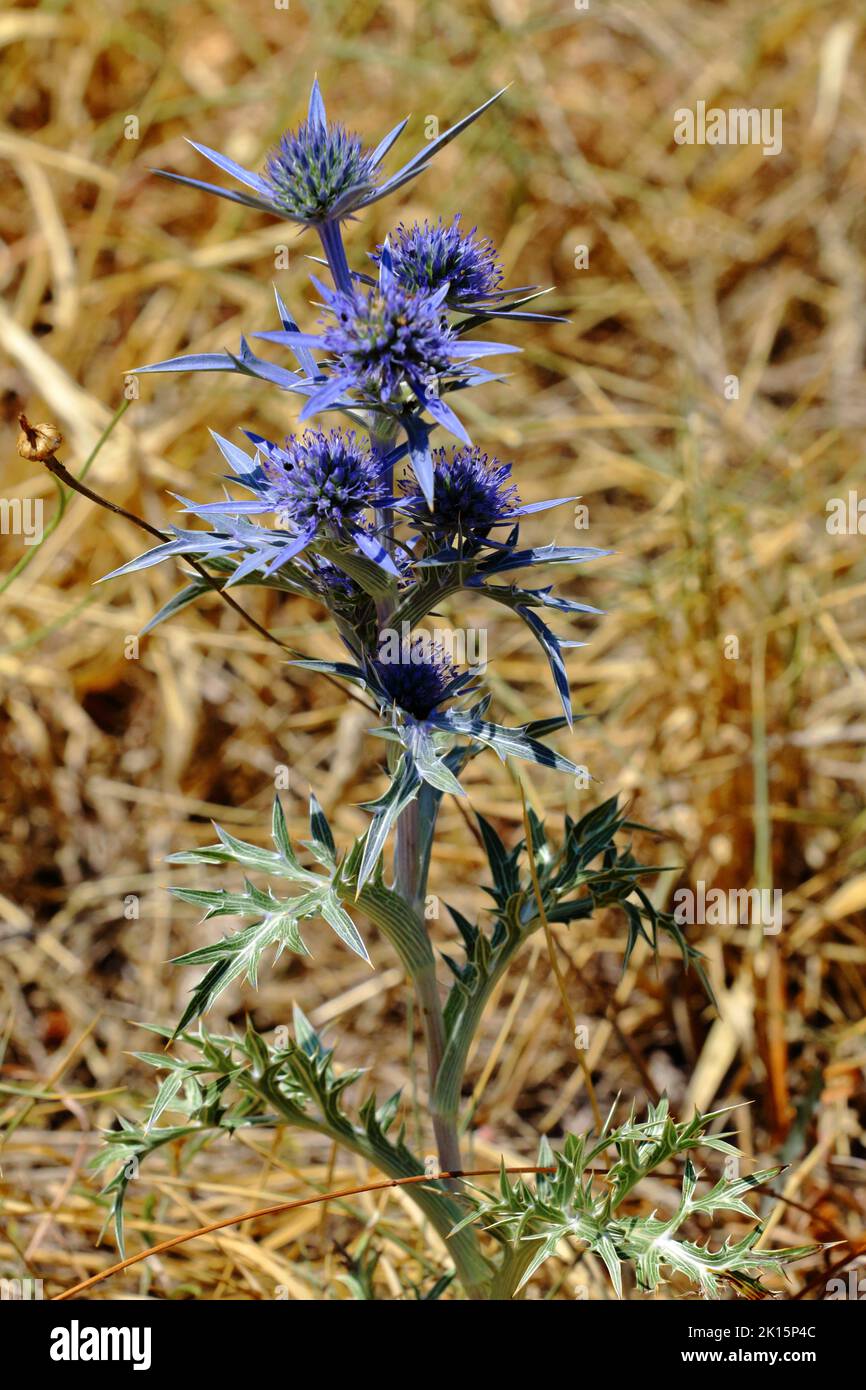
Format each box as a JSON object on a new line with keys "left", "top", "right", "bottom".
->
{"left": 1, "top": 0, "right": 864, "bottom": 1299}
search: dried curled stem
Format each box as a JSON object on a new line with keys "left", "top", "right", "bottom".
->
{"left": 14, "top": 409, "right": 374, "bottom": 711}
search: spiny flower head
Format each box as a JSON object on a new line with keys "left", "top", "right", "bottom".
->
{"left": 263, "top": 120, "right": 379, "bottom": 223}
{"left": 123, "top": 427, "right": 400, "bottom": 584}
{"left": 372, "top": 635, "right": 459, "bottom": 720}
{"left": 374, "top": 216, "right": 503, "bottom": 303}
{"left": 253, "top": 252, "right": 521, "bottom": 503}
{"left": 153, "top": 79, "right": 508, "bottom": 231}
{"left": 400, "top": 445, "right": 520, "bottom": 544}
{"left": 262, "top": 429, "right": 387, "bottom": 535}
{"left": 322, "top": 280, "right": 455, "bottom": 405}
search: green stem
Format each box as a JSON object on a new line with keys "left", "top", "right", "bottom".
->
{"left": 260, "top": 1071, "right": 491, "bottom": 1297}
{"left": 363, "top": 410, "right": 464, "bottom": 1192}
{"left": 394, "top": 798, "right": 464, "bottom": 1181}
{"left": 416, "top": 962, "right": 463, "bottom": 1177}
{"left": 487, "top": 1240, "right": 540, "bottom": 1301}
{"left": 355, "top": 385, "right": 476, "bottom": 1277}
{"left": 368, "top": 412, "right": 400, "bottom": 625}
{"left": 391, "top": 576, "right": 462, "bottom": 630}
{"left": 394, "top": 794, "right": 424, "bottom": 917}
{"left": 357, "top": 1113, "right": 489, "bottom": 1296}
{"left": 435, "top": 920, "right": 531, "bottom": 1127}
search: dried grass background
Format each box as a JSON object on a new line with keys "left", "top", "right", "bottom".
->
{"left": 1, "top": 0, "right": 864, "bottom": 1300}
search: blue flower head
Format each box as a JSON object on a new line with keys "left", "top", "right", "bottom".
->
{"left": 374, "top": 217, "right": 503, "bottom": 303}
{"left": 254, "top": 251, "right": 520, "bottom": 506}
{"left": 322, "top": 279, "right": 455, "bottom": 406}
{"left": 102, "top": 427, "right": 399, "bottom": 588}
{"left": 262, "top": 120, "right": 379, "bottom": 224}
{"left": 301, "top": 555, "right": 361, "bottom": 603}
{"left": 239, "top": 426, "right": 397, "bottom": 574}
{"left": 262, "top": 429, "right": 386, "bottom": 536}
{"left": 153, "top": 79, "right": 508, "bottom": 231}
{"left": 399, "top": 445, "right": 520, "bottom": 545}
{"left": 372, "top": 634, "right": 460, "bottom": 720}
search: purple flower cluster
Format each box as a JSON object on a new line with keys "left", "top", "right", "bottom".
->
{"left": 322, "top": 281, "right": 455, "bottom": 406}
{"left": 399, "top": 445, "right": 520, "bottom": 544}
{"left": 372, "top": 635, "right": 459, "bottom": 720}
{"left": 123, "top": 75, "right": 604, "bottom": 783}
{"left": 154, "top": 78, "right": 507, "bottom": 236}
{"left": 374, "top": 216, "right": 503, "bottom": 303}
{"left": 262, "top": 121, "right": 380, "bottom": 223}
{"left": 261, "top": 429, "right": 386, "bottom": 535}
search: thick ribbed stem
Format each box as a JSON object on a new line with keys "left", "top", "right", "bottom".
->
{"left": 259, "top": 1073, "right": 490, "bottom": 1297}
{"left": 395, "top": 798, "right": 464, "bottom": 1182}
{"left": 416, "top": 964, "right": 463, "bottom": 1177}
{"left": 365, "top": 412, "right": 462, "bottom": 1182}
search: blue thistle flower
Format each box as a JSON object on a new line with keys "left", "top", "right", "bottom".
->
{"left": 300, "top": 555, "right": 361, "bottom": 603}
{"left": 261, "top": 429, "right": 386, "bottom": 536}
{"left": 372, "top": 635, "right": 460, "bottom": 720}
{"left": 373, "top": 216, "right": 503, "bottom": 303}
{"left": 260, "top": 260, "right": 517, "bottom": 414}
{"left": 152, "top": 79, "right": 507, "bottom": 232}
{"left": 254, "top": 251, "right": 520, "bottom": 501}
{"left": 368, "top": 219, "right": 569, "bottom": 325}
{"left": 397, "top": 445, "right": 574, "bottom": 553}
{"left": 322, "top": 280, "right": 455, "bottom": 407}
{"left": 101, "top": 427, "right": 398, "bottom": 587}
{"left": 261, "top": 121, "right": 379, "bottom": 224}
{"left": 399, "top": 445, "right": 519, "bottom": 543}
{"left": 232, "top": 427, "right": 397, "bottom": 574}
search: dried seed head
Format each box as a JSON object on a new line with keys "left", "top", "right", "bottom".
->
{"left": 17, "top": 414, "right": 62, "bottom": 462}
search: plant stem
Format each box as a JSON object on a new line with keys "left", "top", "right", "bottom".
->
{"left": 395, "top": 797, "right": 464, "bottom": 1179}
{"left": 518, "top": 778, "right": 603, "bottom": 1133}
{"left": 416, "top": 963, "right": 463, "bottom": 1176}
{"left": 394, "top": 794, "right": 423, "bottom": 915}
{"left": 364, "top": 406, "right": 463, "bottom": 1183}
{"left": 260, "top": 1072, "right": 490, "bottom": 1297}
{"left": 318, "top": 219, "right": 353, "bottom": 295}
{"left": 367, "top": 412, "right": 399, "bottom": 625}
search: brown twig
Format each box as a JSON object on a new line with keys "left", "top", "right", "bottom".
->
{"left": 16, "top": 413, "right": 376, "bottom": 713}
{"left": 53, "top": 1164, "right": 552, "bottom": 1300}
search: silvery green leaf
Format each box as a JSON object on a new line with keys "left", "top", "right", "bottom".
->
{"left": 171, "top": 899, "right": 316, "bottom": 1033}
{"left": 320, "top": 890, "right": 370, "bottom": 964}
{"left": 434, "top": 710, "right": 581, "bottom": 776}
{"left": 145, "top": 1070, "right": 185, "bottom": 1132}
{"left": 356, "top": 754, "right": 422, "bottom": 890}
{"left": 307, "top": 792, "right": 337, "bottom": 864}
{"left": 591, "top": 1234, "right": 624, "bottom": 1299}
{"left": 292, "top": 1002, "right": 328, "bottom": 1062}
{"left": 167, "top": 820, "right": 316, "bottom": 883}
{"left": 410, "top": 733, "right": 466, "bottom": 796}
{"left": 515, "top": 605, "right": 575, "bottom": 728}
{"left": 316, "top": 539, "right": 398, "bottom": 595}
{"left": 457, "top": 1103, "right": 817, "bottom": 1299}
{"left": 271, "top": 796, "right": 307, "bottom": 877}
{"left": 140, "top": 579, "right": 212, "bottom": 634}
